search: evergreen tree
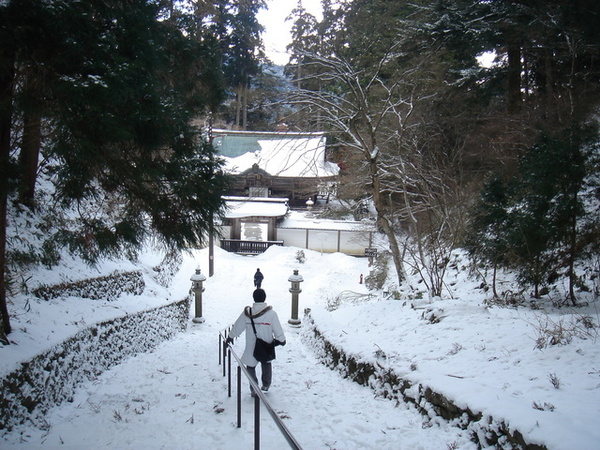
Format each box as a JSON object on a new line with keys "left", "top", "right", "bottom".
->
{"left": 0, "top": 0, "right": 227, "bottom": 336}
{"left": 466, "top": 176, "right": 511, "bottom": 299}
{"left": 429, "top": 0, "right": 600, "bottom": 123}
{"left": 509, "top": 126, "right": 591, "bottom": 304}
{"left": 468, "top": 125, "right": 597, "bottom": 303}
{"left": 211, "top": 0, "right": 265, "bottom": 130}
{"left": 285, "top": 1, "right": 319, "bottom": 89}
{"left": 427, "top": 0, "right": 600, "bottom": 301}
{"left": 244, "top": 65, "right": 295, "bottom": 131}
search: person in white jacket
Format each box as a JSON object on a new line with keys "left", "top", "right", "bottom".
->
{"left": 226, "top": 289, "right": 286, "bottom": 395}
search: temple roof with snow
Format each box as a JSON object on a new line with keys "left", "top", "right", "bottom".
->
{"left": 213, "top": 129, "right": 339, "bottom": 178}
{"left": 222, "top": 196, "right": 289, "bottom": 219}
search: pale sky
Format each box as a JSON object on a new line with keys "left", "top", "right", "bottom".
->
{"left": 257, "top": 0, "right": 323, "bottom": 66}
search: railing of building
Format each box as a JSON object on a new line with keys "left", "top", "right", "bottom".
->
{"left": 220, "top": 239, "right": 284, "bottom": 255}
{"left": 217, "top": 225, "right": 374, "bottom": 256}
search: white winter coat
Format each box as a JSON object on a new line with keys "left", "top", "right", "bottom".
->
{"left": 229, "top": 302, "right": 286, "bottom": 366}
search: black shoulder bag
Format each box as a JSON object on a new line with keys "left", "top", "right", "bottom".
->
{"left": 250, "top": 308, "right": 276, "bottom": 362}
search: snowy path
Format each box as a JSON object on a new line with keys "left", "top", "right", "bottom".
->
{"left": 4, "top": 318, "right": 475, "bottom": 449}
{"left": 3, "top": 243, "right": 599, "bottom": 449}
{"left": 1, "top": 246, "right": 482, "bottom": 449}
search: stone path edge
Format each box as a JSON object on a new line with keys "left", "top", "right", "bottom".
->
{"left": 301, "top": 310, "right": 547, "bottom": 450}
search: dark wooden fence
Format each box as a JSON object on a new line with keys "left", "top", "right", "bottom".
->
{"left": 220, "top": 239, "right": 284, "bottom": 255}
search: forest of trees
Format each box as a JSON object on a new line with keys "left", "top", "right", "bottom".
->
{"left": 284, "top": 0, "right": 600, "bottom": 305}
{"left": 1, "top": 0, "right": 599, "bottom": 340}
{"left": 0, "top": 0, "right": 251, "bottom": 339}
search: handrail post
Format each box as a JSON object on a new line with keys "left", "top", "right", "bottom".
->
{"left": 222, "top": 341, "right": 227, "bottom": 377}
{"left": 237, "top": 366, "right": 242, "bottom": 428}
{"left": 254, "top": 395, "right": 260, "bottom": 450}
{"left": 227, "top": 349, "right": 232, "bottom": 397}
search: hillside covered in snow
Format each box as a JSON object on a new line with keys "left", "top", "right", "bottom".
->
{"left": 1, "top": 241, "right": 599, "bottom": 449}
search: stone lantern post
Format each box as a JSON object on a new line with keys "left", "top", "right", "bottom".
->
{"left": 288, "top": 269, "right": 304, "bottom": 326}
{"left": 190, "top": 267, "right": 206, "bottom": 323}
{"left": 305, "top": 198, "right": 314, "bottom": 218}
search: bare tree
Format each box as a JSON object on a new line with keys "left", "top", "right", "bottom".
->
{"left": 383, "top": 146, "right": 473, "bottom": 298}
{"left": 287, "top": 49, "right": 425, "bottom": 285}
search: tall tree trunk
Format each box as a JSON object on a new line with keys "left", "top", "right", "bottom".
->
{"left": 19, "top": 105, "right": 42, "bottom": 210}
{"left": 369, "top": 157, "right": 405, "bottom": 285}
{"left": 296, "top": 61, "right": 302, "bottom": 90}
{"left": 235, "top": 85, "right": 242, "bottom": 129}
{"left": 0, "top": 46, "right": 15, "bottom": 338}
{"left": 0, "top": 183, "right": 8, "bottom": 343}
{"left": 543, "top": 47, "right": 556, "bottom": 117}
{"left": 568, "top": 199, "right": 578, "bottom": 306}
{"left": 492, "top": 263, "right": 498, "bottom": 299}
{"left": 242, "top": 82, "right": 248, "bottom": 131}
{"left": 507, "top": 41, "right": 522, "bottom": 113}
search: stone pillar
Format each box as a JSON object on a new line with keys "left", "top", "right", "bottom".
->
{"left": 190, "top": 267, "right": 207, "bottom": 323}
{"left": 288, "top": 269, "right": 304, "bottom": 326}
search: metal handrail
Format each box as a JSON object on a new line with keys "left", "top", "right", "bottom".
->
{"left": 219, "top": 330, "right": 303, "bottom": 450}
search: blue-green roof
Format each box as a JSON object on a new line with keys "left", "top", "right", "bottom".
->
{"left": 212, "top": 129, "right": 325, "bottom": 158}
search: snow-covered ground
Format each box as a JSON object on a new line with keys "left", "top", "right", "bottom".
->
{"left": 1, "top": 241, "right": 599, "bottom": 449}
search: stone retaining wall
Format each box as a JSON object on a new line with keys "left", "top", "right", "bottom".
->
{"left": 33, "top": 270, "right": 145, "bottom": 301}
{"left": 302, "top": 311, "right": 547, "bottom": 450}
{"left": 0, "top": 297, "right": 190, "bottom": 431}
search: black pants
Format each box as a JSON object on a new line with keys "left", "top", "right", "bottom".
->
{"left": 247, "top": 362, "right": 272, "bottom": 391}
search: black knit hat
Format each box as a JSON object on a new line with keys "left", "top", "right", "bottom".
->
{"left": 253, "top": 289, "right": 266, "bottom": 302}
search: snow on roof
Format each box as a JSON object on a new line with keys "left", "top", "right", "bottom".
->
{"left": 279, "top": 210, "right": 376, "bottom": 231}
{"left": 213, "top": 129, "right": 325, "bottom": 157}
{"left": 222, "top": 197, "right": 289, "bottom": 219}
{"left": 221, "top": 135, "right": 339, "bottom": 178}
